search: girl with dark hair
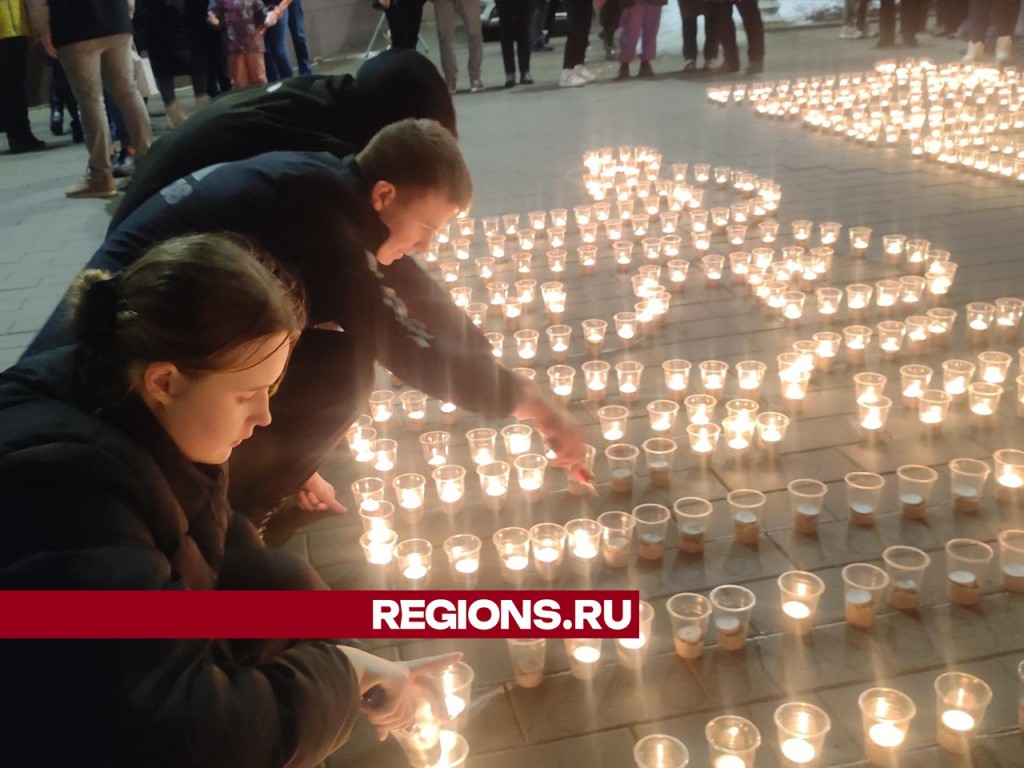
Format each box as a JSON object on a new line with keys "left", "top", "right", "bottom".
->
{"left": 0, "top": 232, "right": 458, "bottom": 767}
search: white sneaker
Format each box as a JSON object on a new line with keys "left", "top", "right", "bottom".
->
{"left": 560, "top": 68, "right": 586, "bottom": 87}
{"left": 962, "top": 40, "right": 984, "bottom": 62}
{"left": 838, "top": 25, "right": 859, "bottom": 39}
{"left": 995, "top": 35, "right": 1013, "bottom": 63}
{"left": 574, "top": 64, "right": 596, "bottom": 82}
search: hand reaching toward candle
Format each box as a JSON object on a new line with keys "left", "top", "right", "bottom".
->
{"left": 511, "top": 386, "right": 587, "bottom": 474}
{"left": 340, "top": 648, "right": 463, "bottom": 739}
{"left": 296, "top": 471, "right": 347, "bottom": 513}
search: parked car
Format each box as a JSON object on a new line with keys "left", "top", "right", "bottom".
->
{"left": 480, "top": 0, "right": 567, "bottom": 42}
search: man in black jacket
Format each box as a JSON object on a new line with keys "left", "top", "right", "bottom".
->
{"left": 29, "top": 0, "right": 153, "bottom": 198}
{"left": 110, "top": 48, "right": 456, "bottom": 231}
{"left": 27, "top": 119, "right": 585, "bottom": 520}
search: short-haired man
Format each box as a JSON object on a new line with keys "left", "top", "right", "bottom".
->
{"left": 27, "top": 118, "right": 586, "bottom": 519}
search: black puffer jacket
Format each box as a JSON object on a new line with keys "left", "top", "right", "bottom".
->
{"left": 0, "top": 347, "right": 360, "bottom": 768}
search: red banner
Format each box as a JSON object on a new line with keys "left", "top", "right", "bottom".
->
{"left": 0, "top": 590, "right": 641, "bottom": 639}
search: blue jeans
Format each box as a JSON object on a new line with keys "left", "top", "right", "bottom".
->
{"left": 287, "top": 0, "right": 313, "bottom": 75}
{"left": 263, "top": 8, "right": 294, "bottom": 82}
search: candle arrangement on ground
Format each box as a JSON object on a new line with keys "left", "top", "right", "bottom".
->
{"left": 332, "top": 141, "right": 1024, "bottom": 768}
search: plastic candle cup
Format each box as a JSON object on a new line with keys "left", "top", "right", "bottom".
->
{"left": 540, "top": 281, "right": 566, "bottom": 324}
{"left": 501, "top": 213, "right": 520, "bottom": 236}
{"left": 573, "top": 204, "right": 592, "bottom": 227}
{"left": 941, "top": 359, "right": 975, "bottom": 399}
{"left": 686, "top": 423, "right": 720, "bottom": 467}
{"left": 666, "top": 591, "right": 712, "bottom": 659}
{"left": 360, "top": 527, "right": 398, "bottom": 567}
{"left": 464, "top": 427, "right": 497, "bottom": 467}
{"left": 514, "top": 278, "right": 536, "bottom": 306}
{"left": 709, "top": 584, "right": 756, "bottom": 651}
{"left": 673, "top": 497, "right": 712, "bottom": 554}
{"left": 597, "top": 510, "right": 634, "bottom": 568}
{"left": 883, "top": 544, "right": 931, "bottom": 610}
{"left": 514, "top": 453, "right": 548, "bottom": 503}
{"left": 598, "top": 405, "right": 630, "bottom": 442}
{"left": 506, "top": 638, "right": 546, "bottom": 689}
{"left": 849, "top": 226, "right": 872, "bottom": 257}
{"left": 582, "top": 360, "right": 610, "bottom": 403}
{"left": 904, "top": 316, "right": 930, "bottom": 356}
{"left": 633, "top": 734, "right": 688, "bottom": 768}
{"left": 882, "top": 233, "right": 908, "bottom": 265}
{"left": 581, "top": 318, "right": 607, "bottom": 356}
{"left": 615, "top": 600, "right": 654, "bottom": 670}
{"left": 372, "top": 437, "right": 398, "bottom": 476}
{"left": 430, "top": 464, "right": 466, "bottom": 516}
{"left": 477, "top": 461, "right": 511, "bottom": 511}
{"left": 756, "top": 411, "right": 790, "bottom": 455}
{"left": 563, "top": 518, "right": 602, "bottom": 576}
{"left": 899, "top": 364, "right": 932, "bottom": 408}
{"left": 993, "top": 448, "right": 1024, "bottom": 500}
{"left": 966, "top": 301, "right": 996, "bottom": 345}
{"left": 977, "top": 351, "right": 1012, "bottom": 385}
{"left": 925, "top": 307, "right": 957, "bottom": 348}
{"left": 994, "top": 296, "right": 1024, "bottom": 339}
{"left": 858, "top": 396, "right": 892, "bottom": 439}
{"left": 843, "top": 325, "right": 872, "bottom": 366}
{"left": 395, "top": 538, "right": 432, "bottom": 586}
{"left": 660, "top": 211, "right": 679, "bottom": 234}
{"left": 699, "top": 360, "right": 729, "bottom": 399}
{"left": 566, "top": 444, "right": 597, "bottom": 496}
{"left": 513, "top": 329, "right": 539, "bottom": 367}
{"left": 811, "top": 331, "right": 841, "bottom": 372}
{"left": 899, "top": 275, "right": 926, "bottom": 306}
{"left": 439, "top": 261, "right": 461, "bottom": 285}
{"left": 845, "top": 284, "right": 873, "bottom": 321}
{"left": 858, "top": 688, "right": 916, "bottom": 767}
{"left": 917, "top": 389, "right": 951, "bottom": 433}
{"left": 647, "top": 399, "right": 680, "bottom": 434}
{"left": 615, "top": 360, "right": 644, "bottom": 402}
{"left": 605, "top": 217, "right": 624, "bottom": 241}
{"left": 368, "top": 389, "right": 395, "bottom": 424}
{"left": 449, "top": 286, "right": 472, "bottom": 309}
{"left": 967, "top": 382, "right": 1002, "bottom": 427}
{"left": 894, "top": 464, "right": 937, "bottom": 519}
{"left": 945, "top": 538, "right": 993, "bottom": 606}
{"left": 998, "top": 529, "right": 1024, "bottom": 592}
{"left": 948, "top": 457, "right": 990, "bottom": 513}
{"left": 663, "top": 237, "right": 683, "bottom": 260}
{"left": 605, "top": 443, "right": 640, "bottom": 494}
{"left": 774, "top": 701, "right": 831, "bottom": 768}
{"left": 632, "top": 503, "right": 671, "bottom": 560}
{"left": 529, "top": 522, "right": 566, "bottom": 582}
{"left": 842, "top": 563, "right": 889, "bottom": 629}
{"left": 547, "top": 364, "right": 575, "bottom": 406}
{"left": 926, "top": 262, "right": 957, "bottom": 298}
{"left": 565, "top": 638, "right": 602, "bottom": 680}
{"left": 392, "top": 473, "right": 427, "bottom": 523}
{"left": 702, "top": 254, "right": 724, "bottom": 284}
{"left": 876, "top": 321, "right": 906, "bottom": 359}
{"left": 706, "top": 715, "right": 761, "bottom": 768}
{"left": 641, "top": 437, "right": 677, "bottom": 489}
{"left": 787, "top": 479, "right": 826, "bottom": 536}
{"left": 722, "top": 415, "right": 755, "bottom": 457}
{"left": 778, "top": 570, "right": 825, "bottom": 637}
{"left": 875, "top": 280, "right": 901, "bottom": 314}
{"left": 854, "top": 372, "right": 887, "bottom": 406}
{"left": 782, "top": 291, "right": 807, "bottom": 323}
{"left": 612, "top": 241, "right": 635, "bottom": 274}
{"left": 728, "top": 489, "right": 766, "bottom": 546}
{"left": 614, "top": 311, "right": 640, "bottom": 348}
{"left": 934, "top": 671, "right": 992, "bottom": 755}
{"left": 351, "top": 476, "right": 387, "bottom": 513}
{"left": 845, "top": 471, "right": 885, "bottom": 526}
{"left": 492, "top": 526, "right": 530, "bottom": 584}
{"left": 735, "top": 360, "right": 767, "bottom": 399}
{"left": 441, "top": 533, "right": 481, "bottom": 585}
{"left": 663, "top": 359, "right": 692, "bottom": 401}
{"left": 759, "top": 220, "right": 780, "bottom": 244}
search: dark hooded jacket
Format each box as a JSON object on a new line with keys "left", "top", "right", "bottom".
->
{"left": 109, "top": 48, "right": 457, "bottom": 231}
{"left": 26, "top": 152, "right": 526, "bottom": 518}
{"left": 0, "top": 346, "right": 360, "bottom": 768}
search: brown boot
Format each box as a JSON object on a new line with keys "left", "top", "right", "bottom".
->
{"left": 65, "top": 174, "right": 117, "bottom": 199}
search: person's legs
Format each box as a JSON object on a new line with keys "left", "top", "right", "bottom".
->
{"left": 995, "top": 0, "right": 1022, "bottom": 35}
{"left": 263, "top": 11, "right": 294, "bottom": 82}
{"left": 407, "top": 0, "right": 426, "bottom": 45}
{"left": 900, "top": 0, "right": 926, "bottom": 41}
{"left": 58, "top": 37, "right": 114, "bottom": 181}
{"left": 679, "top": 0, "right": 699, "bottom": 62}
{"left": 879, "top": 0, "right": 897, "bottom": 42}
{"left": 514, "top": 3, "right": 533, "bottom": 74}
{"left": 0, "top": 36, "right": 38, "bottom": 151}
{"left": 639, "top": 4, "right": 663, "bottom": 61}
{"left": 967, "top": 0, "right": 995, "bottom": 41}
{"left": 736, "top": 0, "right": 763, "bottom": 68}
{"left": 99, "top": 34, "right": 153, "bottom": 158}
{"left": 618, "top": 5, "right": 644, "bottom": 66}
{"left": 287, "top": 0, "right": 313, "bottom": 74}
{"left": 497, "top": 1, "right": 518, "bottom": 76}
{"left": 458, "top": 0, "right": 485, "bottom": 82}
{"left": 246, "top": 51, "right": 268, "bottom": 85}
{"left": 531, "top": 0, "right": 551, "bottom": 45}
{"left": 385, "top": 1, "right": 416, "bottom": 47}
{"left": 710, "top": 1, "right": 739, "bottom": 68}
{"left": 229, "top": 52, "right": 250, "bottom": 88}
{"left": 562, "top": 0, "right": 593, "bottom": 68}
{"left": 434, "top": 0, "right": 459, "bottom": 88}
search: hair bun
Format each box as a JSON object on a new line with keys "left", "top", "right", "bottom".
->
{"left": 71, "top": 270, "right": 121, "bottom": 350}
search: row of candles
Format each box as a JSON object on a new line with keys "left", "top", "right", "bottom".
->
{"left": 356, "top": 466, "right": 1024, "bottom": 587}
{"left": 630, "top": 666, "right": 1011, "bottom": 767}
{"left": 705, "top": 59, "right": 1024, "bottom": 182}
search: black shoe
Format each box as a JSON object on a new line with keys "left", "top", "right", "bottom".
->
{"left": 617, "top": 62, "right": 631, "bottom": 80}
{"left": 520, "top": 72, "right": 534, "bottom": 85}
{"left": 50, "top": 111, "right": 64, "bottom": 136}
{"left": 605, "top": 44, "right": 618, "bottom": 60}
{"left": 745, "top": 62, "right": 763, "bottom": 75}
{"left": 638, "top": 61, "right": 654, "bottom": 77}
{"left": 5, "top": 136, "right": 46, "bottom": 155}
{"left": 504, "top": 73, "right": 516, "bottom": 88}
{"left": 711, "top": 62, "right": 740, "bottom": 74}
{"left": 112, "top": 150, "right": 135, "bottom": 179}
{"left": 71, "top": 122, "right": 84, "bottom": 144}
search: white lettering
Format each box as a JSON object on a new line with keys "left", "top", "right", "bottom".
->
{"left": 603, "top": 599, "right": 632, "bottom": 631}
{"left": 427, "top": 600, "right": 456, "bottom": 630}
{"left": 400, "top": 599, "right": 426, "bottom": 630}
{"left": 533, "top": 599, "right": 561, "bottom": 630}
{"left": 372, "top": 600, "right": 400, "bottom": 630}
{"left": 575, "top": 599, "right": 602, "bottom": 630}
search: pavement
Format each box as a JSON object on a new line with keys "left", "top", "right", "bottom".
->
{"left": 2, "top": 19, "right": 1024, "bottom": 768}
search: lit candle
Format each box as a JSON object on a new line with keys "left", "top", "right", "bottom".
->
{"left": 403, "top": 553, "right": 428, "bottom": 581}
{"left": 780, "top": 738, "right": 816, "bottom": 764}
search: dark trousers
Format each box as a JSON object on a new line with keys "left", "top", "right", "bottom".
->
{"left": 187, "top": 27, "right": 232, "bottom": 97}
{"left": 498, "top": 1, "right": 533, "bottom": 72}
{"left": 49, "top": 58, "right": 81, "bottom": 127}
{"left": 287, "top": 0, "right": 313, "bottom": 74}
{"left": 600, "top": 0, "right": 623, "bottom": 43}
{"left": 710, "top": 0, "right": 763, "bottom": 67}
{"left": 385, "top": 0, "right": 426, "bottom": 49}
{"left": 530, "top": 0, "right": 556, "bottom": 44}
{"left": 0, "top": 36, "right": 32, "bottom": 148}
{"left": 968, "top": 0, "right": 1022, "bottom": 38}
{"left": 879, "top": 0, "right": 926, "bottom": 42}
{"left": 562, "top": 0, "right": 594, "bottom": 67}
{"left": 264, "top": 9, "right": 295, "bottom": 81}
{"left": 678, "top": 0, "right": 717, "bottom": 61}
{"left": 937, "top": 0, "right": 969, "bottom": 32}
